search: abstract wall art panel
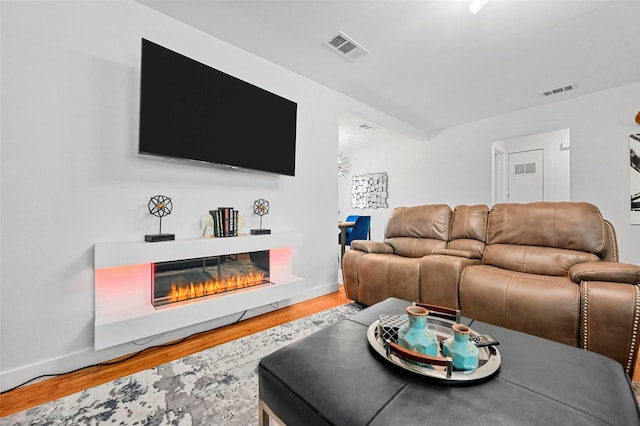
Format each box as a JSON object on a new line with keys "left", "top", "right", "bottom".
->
{"left": 352, "top": 172, "right": 388, "bottom": 209}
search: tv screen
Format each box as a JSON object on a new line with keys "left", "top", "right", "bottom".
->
{"left": 139, "top": 38, "right": 297, "bottom": 176}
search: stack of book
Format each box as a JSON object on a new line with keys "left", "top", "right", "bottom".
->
{"left": 209, "top": 207, "right": 238, "bottom": 237}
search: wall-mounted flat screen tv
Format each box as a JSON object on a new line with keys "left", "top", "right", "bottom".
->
{"left": 138, "top": 38, "right": 297, "bottom": 176}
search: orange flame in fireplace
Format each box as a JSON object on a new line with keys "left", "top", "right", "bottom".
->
{"left": 168, "top": 271, "right": 266, "bottom": 303}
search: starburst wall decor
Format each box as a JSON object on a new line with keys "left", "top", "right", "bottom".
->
{"left": 338, "top": 152, "right": 352, "bottom": 179}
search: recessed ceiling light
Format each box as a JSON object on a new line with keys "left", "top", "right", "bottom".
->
{"left": 469, "top": 0, "right": 488, "bottom": 15}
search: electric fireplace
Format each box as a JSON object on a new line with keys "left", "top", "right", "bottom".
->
{"left": 94, "top": 233, "right": 305, "bottom": 350}
{"left": 152, "top": 250, "right": 270, "bottom": 307}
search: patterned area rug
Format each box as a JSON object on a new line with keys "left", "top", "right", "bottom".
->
{"left": 2, "top": 302, "right": 364, "bottom": 426}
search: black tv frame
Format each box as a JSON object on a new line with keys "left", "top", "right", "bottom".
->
{"left": 138, "top": 38, "right": 298, "bottom": 176}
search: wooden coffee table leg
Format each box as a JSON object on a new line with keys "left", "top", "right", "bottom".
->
{"left": 259, "top": 399, "right": 286, "bottom": 426}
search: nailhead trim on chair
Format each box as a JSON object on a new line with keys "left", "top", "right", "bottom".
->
{"left": 582, "top": 281, "right": 590, "bottom": 352}
{"left": 626, "top": 285, "right": 640, "bottom": 374}
{"left": 604, "top": 220, "right": 618, "bottom": 262}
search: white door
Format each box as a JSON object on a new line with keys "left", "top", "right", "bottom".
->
{"left": 492, "top": 129, "right": 570, "bottom": 205}
{"left": 507, "top": 149, "right": 544, "bottom": 202}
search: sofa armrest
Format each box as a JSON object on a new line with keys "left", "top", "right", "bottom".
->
{"left": 572, "top": 261, "right": 640, "bottom": 375}
{"left": 569, "top": 262, "right": 640, "bottom": 377}
{"left": 431, "top": 248, "right": 481, "bottom": 259}
{"left": 569, "top": 262, "right": 640, "bottom": 284}
{"left": 350, "top": 240, "right": 395, "bottom": 254}
{"left": 579, "top": 279, "right": 640, "bottom": 376}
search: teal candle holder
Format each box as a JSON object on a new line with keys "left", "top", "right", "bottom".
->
{"left": 442, "top": 323, "right": 479, "bottom": 371}
{"left": 397, "top": 305, "right": 439, "bottom": 359}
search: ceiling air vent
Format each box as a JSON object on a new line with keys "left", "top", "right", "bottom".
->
{"left": 359, "top": 122, "right": 379, "bottom": 131}
{"left": 323, "top": 31, "right": 370, "bottom": 61}
{"left": 543, "top": 84, "right": 575, "bottom": 97}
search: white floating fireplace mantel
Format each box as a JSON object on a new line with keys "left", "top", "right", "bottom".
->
{"left": 94, "top": 233, "right": 305, "bottom": 350}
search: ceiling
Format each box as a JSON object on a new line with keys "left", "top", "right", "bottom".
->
{"left": 138, "top": 0, "right": 640, "bottom": 137}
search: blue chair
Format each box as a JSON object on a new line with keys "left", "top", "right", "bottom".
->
{"left": 344, "top": 214, "right": 360, "bottom": 235}
{"left": 339, "top": 215, "right": 361, "bottom": 245}
{"left": 345, "top": 215, "right": 371, "bottom": 246}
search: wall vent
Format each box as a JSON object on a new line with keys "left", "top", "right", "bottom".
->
{"left": 543, "top": 84, "right": 575, "bottom": 97}
{"left": 359, "top": 122, "right": 379, "bottom": 131}
{"left": 323, "top": 31, "right": 370, "bottom": 61}
{"left": 515, "top": 162, "right": 536, "bottom": 175}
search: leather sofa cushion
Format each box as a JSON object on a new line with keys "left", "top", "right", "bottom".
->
{"left": 450, "top": 204, "right": 488, "bottom": 241}
{"left": 484, "top": 244, "right": 600, "bottom": 276}
{"left": 355, "top": 254, "right": 421, "bottom": 306}
{"left": 459, "top": 265, "right": 580, "bottom": 346}
{"left": 487, "top": 202, "right": 606, "bottom": 254}
{"left": 385, "top": 237, "right": 447, "bottom": 258}
{"left": 447, "top": 239, "right": 485, "bottom": 256}
{"left": 382, "top": 204, "right": 451, "bottom": 257}
{"left": 420, "top": 254, "right": 481, "bottom": 309}
{"left": 384, "top": 204, "right": 451, "bottom": 240}
{"left": 444, "top": 204, "right": 487, "bottom": 256}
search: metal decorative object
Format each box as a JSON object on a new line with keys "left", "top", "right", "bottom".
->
{"left": 251, "top": 199, "right": 271, "bottom": 235}
{"left": 338, "top": 152, "right": 352, "bottom": 178}
{"left": 145, "top": 195, "right": 175, "bottom": 242}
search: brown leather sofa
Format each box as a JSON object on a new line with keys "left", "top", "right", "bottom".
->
{"left": 342, "top": 201, "right": 640, "bottom": 375}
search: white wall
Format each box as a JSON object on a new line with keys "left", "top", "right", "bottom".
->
{"left": 0, "top": 1, "right": 422, "bottom": 391}
{"left": 340, "top": 82, "right": 640, "bottom": 265}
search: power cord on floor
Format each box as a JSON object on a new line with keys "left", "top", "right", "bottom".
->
{"left": 0, "top": 309, "right": 250, "bottom": 395}
{"left": 132, "top": 333, "right": 166, "bottom": 346}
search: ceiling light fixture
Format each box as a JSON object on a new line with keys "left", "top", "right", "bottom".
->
{"left": 468, "top": 0, "right": 488, "bottom": 14}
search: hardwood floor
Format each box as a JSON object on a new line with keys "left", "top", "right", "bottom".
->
{"left": 0, "top": 287, "right": 351, "bottom": 418}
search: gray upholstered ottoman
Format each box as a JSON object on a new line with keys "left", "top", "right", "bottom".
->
{"left": 258, "top": 297, "right": 640, "bottom": 425}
